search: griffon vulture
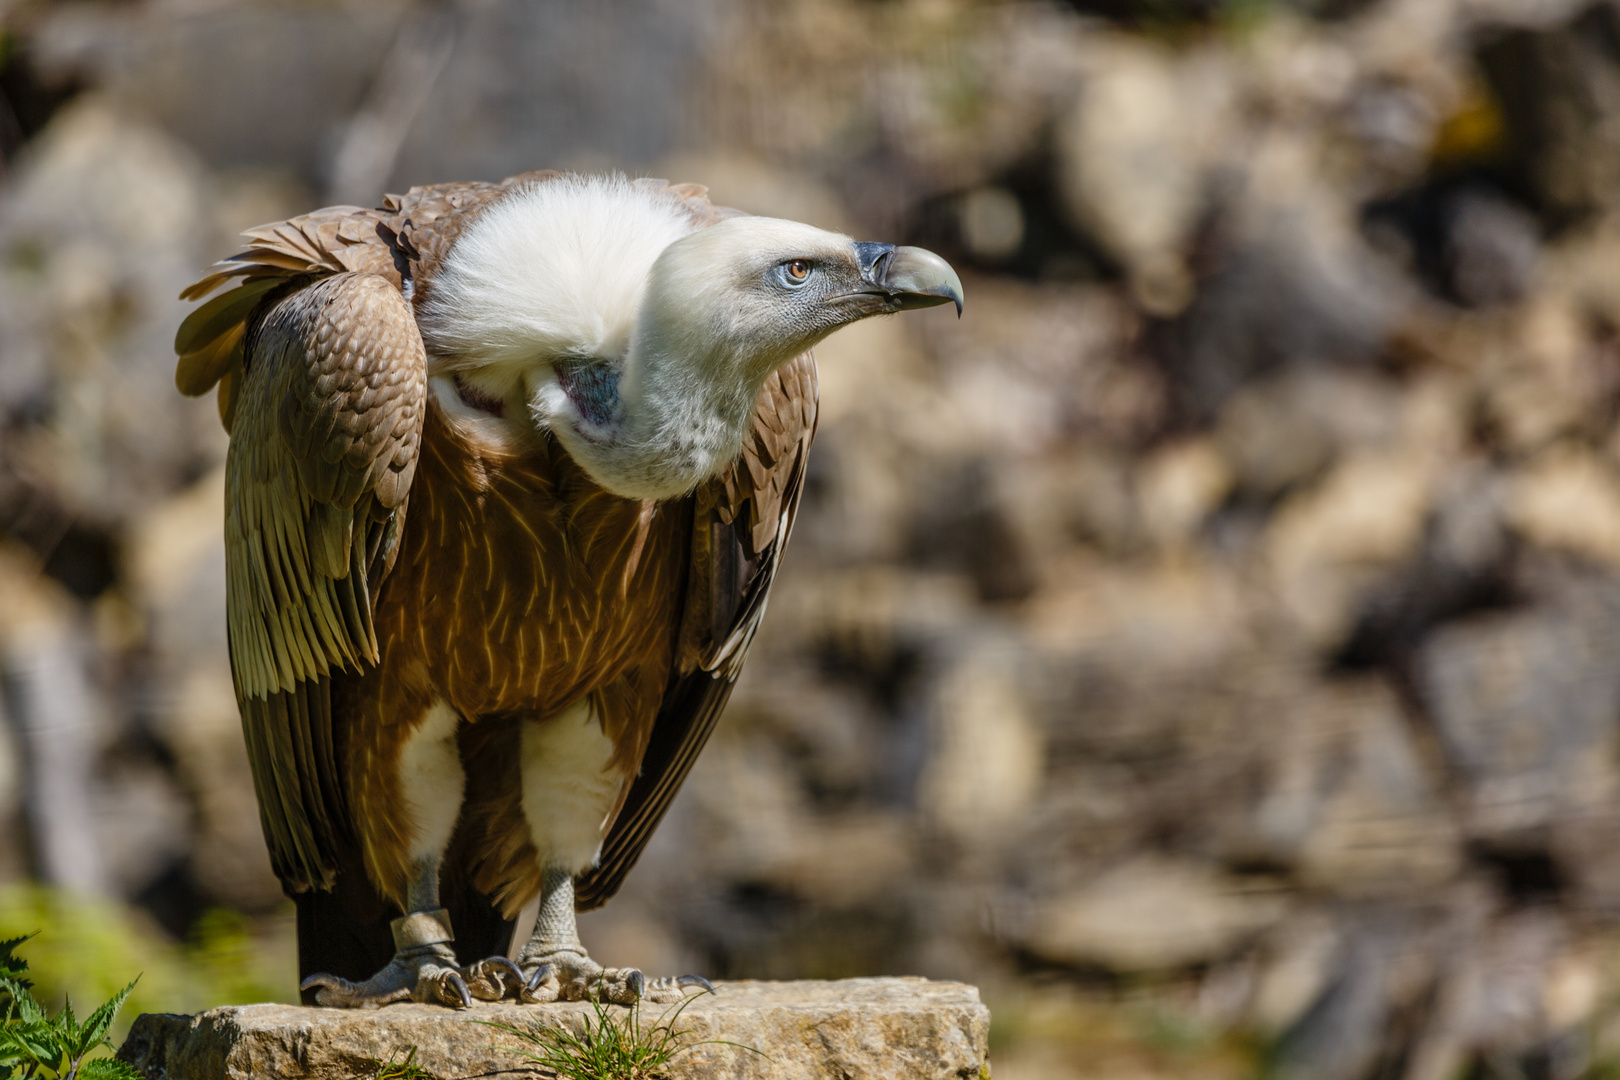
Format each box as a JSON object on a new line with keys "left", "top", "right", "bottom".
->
{"left": 174, "top": 171, "right": 963, "bottom": 1008}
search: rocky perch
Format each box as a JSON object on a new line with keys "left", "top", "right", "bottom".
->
{"left": 117, "top": 977, "right": 990, "bottom": 1079}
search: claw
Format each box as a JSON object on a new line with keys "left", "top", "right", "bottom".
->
{"left": 299, "top": 970, "right": 411, "bottom": 1009}
{"left": 300, "top": 973, "right": 339, "bottom": 995}
{"left": 625, "top": 969, "right": 645, "bottom": 1001}
{"left": 450, "top": 971, "right": 473, "bottom": 1009}
{"left": 299, "top": 972, "right": 349, "bottom": 1007}
{"left": 520, "top": 963, "right": 558, "bottom": 1004}
{"left": 446, "top": 970, "right": 473, "bottom": 1009}
{"left": 487, "top": 956, "right": 526, "bottom": 992}
{"left": 677, "top": 974, "right": 714, "bottom": 994}
{"left": 417, "top": 968, "right": 474, "bottom": 1009}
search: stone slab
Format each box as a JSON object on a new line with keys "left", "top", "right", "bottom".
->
{"left": 118, "top": 977, "right": 990, "bottom": 1079}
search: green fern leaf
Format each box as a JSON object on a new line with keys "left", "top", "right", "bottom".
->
{"left": 58, "top": 993, "right": 81, "bottom": 1051}
{"left": 0, "top": 935, "right": 32, "bottom": 987}
{"left": 76, "top": 1056, "right": 143, "bottom": 1080}
{"left": 79, "top": 977, "right": 138, "bottom": 1054}
{"left": 0, "top": 978, "right": 45, "bottom": 1027}
{"left": 0, "top": 1018, "right": 63, "bottom": 1075}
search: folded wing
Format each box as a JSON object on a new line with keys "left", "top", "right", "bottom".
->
{"left": 176, "top": 216, "right": 428, "bottom": 891}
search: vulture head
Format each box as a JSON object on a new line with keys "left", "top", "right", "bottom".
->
{"left": 420, "top": 175, "right": 962, "bottom": 501}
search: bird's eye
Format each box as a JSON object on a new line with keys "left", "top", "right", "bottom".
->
{"left": 781, "top": 260, "right": 813, "bottom": 286}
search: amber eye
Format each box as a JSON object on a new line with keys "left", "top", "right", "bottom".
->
{"left": 782, "top": 259, "right": 812, "bottom": 285}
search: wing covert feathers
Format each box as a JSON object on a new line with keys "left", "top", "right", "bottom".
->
{"left": 175, "top": 204, "right": 403, "bottom": 433}
{"left": 576, "top": 352, "right": 818, "bottom": 910}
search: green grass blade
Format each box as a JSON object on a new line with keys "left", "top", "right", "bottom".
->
{"left": 472, "top": 996, "right": 746, "bottom": 1080}
{"left": 691, "top": 1038, "right": 774, "bottom": 1058}
{"left": 359, "top": 1045, "right": 438, "bottom": 1080}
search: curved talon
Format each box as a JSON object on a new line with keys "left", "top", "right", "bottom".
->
{"left": 445, "top": 970, "right": 473, "bottom": 1010}
{"left": 677, "top": 974, "right": 714, "bottom": 994}
{"left": 300, "top": 972, "right": 340, "bottom": 995}
{"left": 626, "top": 969, "right": 645, "bottom": 1001}
{"left": 299, "top": 972, "right": 351, "bottom": 1007}
{"left": 300, "top": 970, "right": 412, "bottom": 1009}
{"left": 486, "top": 956, "right": 526, "bottom": 991}
{"left": 520, "top": 963, "right": 557, "bottom": 1004}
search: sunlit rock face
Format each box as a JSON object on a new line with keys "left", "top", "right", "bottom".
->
{"left": 119, "top": 979, "right": 990, "bottom": 1080}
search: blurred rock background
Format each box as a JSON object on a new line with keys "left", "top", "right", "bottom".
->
{"left": 5, "top": 0, "right": 1620, "bottom": 1075}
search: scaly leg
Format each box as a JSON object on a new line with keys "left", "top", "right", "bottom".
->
{"left": 514, "top": 867, "right": 709, "bottom": 1005}
{"left": 300, "top": 702, "right": 526, "bottom": 1008}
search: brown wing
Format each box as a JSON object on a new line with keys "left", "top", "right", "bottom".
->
{"left": 177, "top": 206, "right": 421, "bottom": 890}
{"left": 575, "top": 352, "right": 819, "bottom": 910}
{"left": 223, "top": 273, "right": 428, "bottom": 891}
{"left": 176, "top": 200, "right": 438, "bottom": 890}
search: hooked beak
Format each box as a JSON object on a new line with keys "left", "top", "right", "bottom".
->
{"left": 852, "top": 241, "right": 965, "bottom": 316}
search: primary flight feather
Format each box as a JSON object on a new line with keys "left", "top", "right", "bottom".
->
{"left": 175, "top": 170, "right": 963, "bottom": 1008}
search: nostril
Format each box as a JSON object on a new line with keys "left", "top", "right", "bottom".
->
{"left": 873, "top": 249, "right": 895, "bottom": 284}
{"left": 852, "top": 241, "right": 897, "bottom": 281}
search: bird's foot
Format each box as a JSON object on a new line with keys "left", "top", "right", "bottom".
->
{"left": 300, "top": 908, "right": 526, "bottom": 1009}
{"left": 514, "top": 945, "right": 712, "bottom": 1005}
